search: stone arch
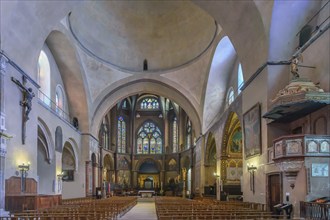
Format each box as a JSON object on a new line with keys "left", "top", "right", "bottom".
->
{"left": 62, "top": 141, "right": 76, "bottom": 181}
{"left": 220, "top": 112, "right": 243, "bottom": 194}
{"left": 46, "top": 30, "right": 89, "bottom": 132}
{"left": 37, "top": 117, "right": 55, "bottom": 163}
{"left": 136, "top": 158, "right": 162, "bottom": 172}
{"left": 205, "top": 132, "right": 217, "bottom": 188}
{"left": 91, "top": 80, "right": 201, "bottom": 138}
{"left": 103, "top": 154, "right": 115, "bottom": 183}
{"left": 65, "top": 138, "right": 79, "bottom": 171}
{"left": 202, "top": 35, "right": 238, "bottom": 133}
{"left": 193, "top": 0, "right": 268, "bottom": 79}
{"left": 37, "top": 118, "right": 56, "bottom": 194}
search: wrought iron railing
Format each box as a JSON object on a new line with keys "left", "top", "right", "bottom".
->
{"left": 38, "top": 90, "right": 74, "bottom": 128}
{"left": 300, "top": 201, "right": 330, "bottom": 219}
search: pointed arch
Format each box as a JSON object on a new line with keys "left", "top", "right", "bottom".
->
{"left": 221, "top": 112, "right": 243, "bottom": 187}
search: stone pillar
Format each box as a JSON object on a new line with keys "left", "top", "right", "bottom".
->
{"left": 194, "top": 135, "right": 205, "bottom": 196}
{"left": 132, "top": 170, "right": 137, "bottom": 188}
{"left": 0, "top": 54, "right": 8, "bottom": 213}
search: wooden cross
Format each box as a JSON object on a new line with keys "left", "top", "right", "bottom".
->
{"left": 11, "top": 76, "right": 35, "bottom": 144}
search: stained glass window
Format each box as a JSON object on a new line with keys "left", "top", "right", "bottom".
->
{"left": 186, "top": 120, "right": 192, "bottom": 149}
{"left": 238, "top": 63, "right": 244, "bottom": 94}
{"left": 118, "top": 116, "right": 126, "bottom": 153}
{"left": 140, "top": 98, "right": 159, "bottom": 110}
{"left": 226, "top": 87, "right": 234, "bottom": 106}
{"left": 172, "top": 117, "right": 178, "bottom": 153}
{"left": 137, "top": 121, "right": 162, "bottom": 154}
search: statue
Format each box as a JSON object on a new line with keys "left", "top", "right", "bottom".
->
{"left": 290, "top": 54, "right": 303, "bottom": 79}
{"left": 11, "top": 76, "right": 35, "bottom": 144}
{"left": 12, "top": 77, "right": 35, "bottom": 121}
{"left": 103, "top": 167, "right": 107, "bottom": 181}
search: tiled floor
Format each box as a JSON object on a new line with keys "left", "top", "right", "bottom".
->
{"left": 119, "top": 198, "right": 157, "bottom": 220}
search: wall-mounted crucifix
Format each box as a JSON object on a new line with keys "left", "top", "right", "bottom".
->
{"left": 11, "top": 76, "right": 35, "bottom": 144}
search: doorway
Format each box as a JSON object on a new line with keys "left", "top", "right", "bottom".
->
{"left": 268, "top": 173, "right": 282, "bottom": 212}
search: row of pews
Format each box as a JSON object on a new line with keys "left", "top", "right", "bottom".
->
{"left": 1, "top": 196, "right": 137, "bottom": 220}
{"left": 155, "top": 197, "right": 287, "bottom": 219}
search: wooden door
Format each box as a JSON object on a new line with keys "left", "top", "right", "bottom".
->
{"left": 268, "top": 174, "right": 281, "bottom": 212}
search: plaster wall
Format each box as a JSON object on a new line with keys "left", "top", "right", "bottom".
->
{"left": 297, "top": 29, "right": 330, "bottom": 92}
{"left": 241, "top": 68, "right": 268, "bottom": 205}
{"left": 37, "top": 144, "right": 55, "bottom": 194}
{"left": 305, "top": 157, "right": 330, "bottom": 201}
{"left": 4, "top": 64, "right": 39, "bottom": 182}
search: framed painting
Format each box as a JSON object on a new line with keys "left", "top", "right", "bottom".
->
{"left": 243, "top": 103, "right": 261, "bottom": 158}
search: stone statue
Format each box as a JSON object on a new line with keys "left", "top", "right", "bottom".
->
{"left": 290, "top": 54, "right": 303, "bottom": 79}
{"left": 103, "top": 167, "right": 107, "bottom": 181}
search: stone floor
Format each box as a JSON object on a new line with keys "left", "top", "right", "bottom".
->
{"left": 119, "top": 198, "right": 157, "bottom": 220}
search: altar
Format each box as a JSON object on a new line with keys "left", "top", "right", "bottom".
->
{"left": 138, "top": 190, "right": 155, "bottom": 198}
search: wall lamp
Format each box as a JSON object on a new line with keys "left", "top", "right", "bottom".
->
{"left": 247, "top": 164, "right": 257, "bottom": 194}
{"left": 247, "top": 164, "right": 257, "bottom": 172}
{"left": 213, "top": 172, "right": 223, "bottom": 191}
{"left": 18, "top": 163, "right": 30, "bottom": 172}
{"left": 17, "top": 162, "right": 30, "bottom": 192}
{"left": 57, "top": 172, "right": 64, "bottom": 192}
{"left": 57, "top": 172, "right": 64, "bottom": 181}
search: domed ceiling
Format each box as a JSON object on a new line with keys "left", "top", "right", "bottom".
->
{"left": 69, "top": 1, "right": 217, "bottom": 72}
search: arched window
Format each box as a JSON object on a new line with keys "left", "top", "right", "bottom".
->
{"left": 226, "top": 87, "right": 235, "bottom": 106}
{"left": 186, "top": 120, "right": 192, "bottom": 149}
{"left": 137, "top": 121, "right": 162, "bottom": 154}
{"left": 140, "top": 98, "right": 159, "bottom": 110}
{"left": 55, "top": 85, "right": 65, "bottom": 115}
{"left": 172, "top": 117, "right": 178, "bottom": 153}
{"left": 37, "top": 50, "right": 51, "bottom": 106}
{"left": 99, "top": 118, "right": 110, "bottom": 150}
{"left": 122, "top": 100, "right": 127, "bottom": 109}
{"left": 237, "top": 63, "right": 244, "bottom": 94}
{"left": 117, "top": 116, "right": 126, "bottom": 153}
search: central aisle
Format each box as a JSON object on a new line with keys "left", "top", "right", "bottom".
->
{"left": 119, "top": 198, "right": 157, "bottom": 220}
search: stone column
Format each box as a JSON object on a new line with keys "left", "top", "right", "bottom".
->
{"left": 194, "top": 135, "right": 205, "bottom": 196}
{"left": 132, "top": 170, "right": 137, "bottom": 188}
{"left": 0, "top": 54, "right": 8, "bottom": 213}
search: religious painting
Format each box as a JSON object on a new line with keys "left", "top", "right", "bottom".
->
{"left": 168, "top": 158, "right": 177, "bottom": 171}
{"left": 229, "top": 128, "right": 242, "bottom": 153}
{"left": 243, "top": 103, "right": 261, "bottom": 158}
{"left": 117, "top": 156, "right": 130, "bottom": 170}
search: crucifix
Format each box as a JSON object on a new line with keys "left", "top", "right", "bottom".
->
{"left": 11, "top": 76, "right": 35, "bottom": 144}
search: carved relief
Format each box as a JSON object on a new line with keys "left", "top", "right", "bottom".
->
{"left": 320, "top": 141, "right": 330, "bottom": 153}
{"left": 274, "top": 141, "right": 283, "bottom": 158}
{"left": 306, "top": 140, "right": 318, "bottom": 153}
{"left": 286, "top": 139, "right": 302, "bottom": 155}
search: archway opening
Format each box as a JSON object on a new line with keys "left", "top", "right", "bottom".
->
{"left": 37, "top": 126, "right": 54, "bottom": 194}
{"left": 220, "top": 112, "right": 243, "bottom": 200}
{"left": 205, "top": 133, "right": 217, "bottom": 197}
{"left": 138, "top": 159, "right": 160, "bottom": 190}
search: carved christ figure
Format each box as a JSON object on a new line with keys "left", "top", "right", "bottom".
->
{"left": 11, "top": 77, "right": 35, "bottom": 121}
{"left": 11, "top": 76, "right": 35, "bottom": 144}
